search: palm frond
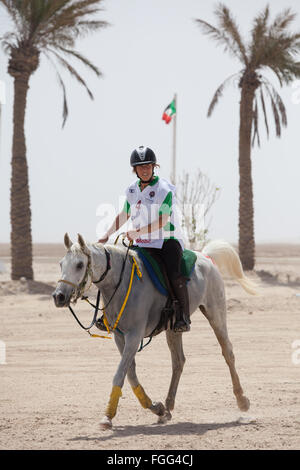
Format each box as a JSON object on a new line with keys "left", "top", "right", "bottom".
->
{"left": 38, "top": 0, "right": 107, "bottom": 39}
{"left": 270, "top": 8, "right": 297, "bottom": 34}
{"left": 44, "top": 48, "right": 69, "bottom": 127}
{"left": 259, "top": 34, "right": 300, "bottom": 73}
{"left": 55, "top": 45, "right": 102, "bottom": 76}
{"left": 263, "top": 78, "right": 287, "bottom": 127}
{"left": 57, "top": 71, "right": 68, "bottom": 127}
{"left": 46, "top": 47, "right": 94, "bottom": 99}
{"left": 249, "top": 5, "right": 270, "bottom": 67}
{"left": 214, "top": 3, "right": 248, "bottom": 65}
{"left": 259, "top": 86, "right": 269, "bottom": 138}
{"left": 250, "top": 6, "right": 300, "bottom": 77}
{"left": 39, "top": 32, "right": 75, "bottom": 49}
{"left": 0, "top": 31, "right": 18, "bottom": 51}
{"left": 262, "top": 82, "right": 282, "bottom": 137}
{"left": 0, "top": 0, "right": 108, "bottom": 45}
{"left": 0, "top": 0, "right": 29, "bottom": 38}
{"left": 251, "top": 4, "right": 270, "bottom": 41}
{"left": 0, "top": 1, "right": 107, "bottom": 126}
{"left": 194, "top": 19, "right": 245, "bottom": 63}
{"left": 207, "top": 72, "right": 240, "bottom": 117}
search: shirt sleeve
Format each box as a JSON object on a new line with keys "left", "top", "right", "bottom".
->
{"left": 159, "top": 191, "right": 172, "bottom": 216}
{"left": 123, "top": 199, "right": 131, "bottom": 214}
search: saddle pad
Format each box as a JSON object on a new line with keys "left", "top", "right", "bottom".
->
{"left": 133, "top": 247, "right": 197, "bottom": 296}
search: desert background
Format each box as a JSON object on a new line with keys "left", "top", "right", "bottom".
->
{"left": 1, "top": 0, "right": 300, "bottom": 453}
{"left": 0, "top": 242, "right": 299, "bottom": 450}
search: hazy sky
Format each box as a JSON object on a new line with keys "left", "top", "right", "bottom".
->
{"left": 0, "top": 0, "right": 300, "bottom": 245}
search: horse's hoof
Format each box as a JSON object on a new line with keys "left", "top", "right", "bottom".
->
{"left": 237, "top": 395, "right": 250, "bottom": 412}
{"left": 157, "top": 410, "right": 172, "bottom": 424}
{"left": 150, "top": 401, "right": 165, "bottom": 417}
{"left": 100, "top": 416, "right": 112, "bottom": 430}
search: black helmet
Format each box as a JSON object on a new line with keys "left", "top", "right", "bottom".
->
{"left": 130, "top": 146, "right": 157, "bottom": 167}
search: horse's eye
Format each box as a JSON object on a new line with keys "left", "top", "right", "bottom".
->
{"left": 76, "top": 262, "right": 84, "bottom": 270}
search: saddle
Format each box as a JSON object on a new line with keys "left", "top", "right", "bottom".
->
{"left": 96, "top": 247, "right": 197, "bottom": 337}
{"left": 135, "top": 247, "right": 197, "bottom": 296}
{"left": 132, "top": 247, "right": 197, "bottom": 337}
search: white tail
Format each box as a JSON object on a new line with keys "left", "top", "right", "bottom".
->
{"left": 202, "top": 240, "right": 258, "bottom": 295}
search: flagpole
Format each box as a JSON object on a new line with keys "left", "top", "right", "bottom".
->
{"left": 171, "top": 92, "right": 177, "bottom": 185}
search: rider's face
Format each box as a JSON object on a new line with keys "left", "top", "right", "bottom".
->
{"left": 135, "top": 163, "right": 153, "bottom": 181}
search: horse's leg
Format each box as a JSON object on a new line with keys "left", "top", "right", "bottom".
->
{"left": 161, "top": 329, "right": 186, "bottom": 423}
{"left": 200, "top": 304, "right": 250, "bottom": 412}
{"left": 100, "top": 332, "right": 141, "bottom": 430}
{"left": 113, "top": 334, "right": 166, "bottom": 420}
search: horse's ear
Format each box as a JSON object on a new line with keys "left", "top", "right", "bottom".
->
{"left": 78, "top": 233, "right": 90, "bottom": 254}
{"left": 64, "top": 233, "right": 73, "bottom": 250}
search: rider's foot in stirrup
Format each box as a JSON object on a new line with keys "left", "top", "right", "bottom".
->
{"left": 173, "top": 319, "right": 191, "bottom": 333}
{"left": 95, "top": 315, "right": 107, "bottom": 331}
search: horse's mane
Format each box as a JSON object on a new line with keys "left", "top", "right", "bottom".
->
{"left": 70, "top": 242, "right": 132, "bottom": 258}
{"left": 69, "top": 243, "right": 84, "bottom": 255}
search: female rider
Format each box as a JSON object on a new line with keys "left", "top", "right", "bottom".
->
{"left": 98, "top": 146, "right": 190, "bottom": 333}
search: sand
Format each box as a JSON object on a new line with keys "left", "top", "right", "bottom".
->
{"left": 0, "top": 243, "right": 300, "bottom": 450}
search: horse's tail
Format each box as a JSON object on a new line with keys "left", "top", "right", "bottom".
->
{"left": 202, "top": 239, "right": 258, "bottom": 295}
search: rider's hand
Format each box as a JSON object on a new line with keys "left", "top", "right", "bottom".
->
{"left": 97, "top": 235, "right": 109, "bottom": 244}
{"left": 126, "top": 230, "right": 139, "bottom": 241}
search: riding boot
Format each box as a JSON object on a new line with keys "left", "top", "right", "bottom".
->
{"left": 170, "top": 276, "right": 191, "bottom": 333}
{"left": 96, "top": 315, "right": 107, "bottom": 331}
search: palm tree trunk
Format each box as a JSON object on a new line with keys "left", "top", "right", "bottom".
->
{"left": 10, "top": 75, "right": 33, "bottom": 280}
{"left": 238, "top": 85, "right": 255, "bottom": 270}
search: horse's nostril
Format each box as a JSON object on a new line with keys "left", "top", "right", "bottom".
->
{"left": 57, "top": 293, "right": 65, "bottom": 303}
{"left": 53, "top": 291, "right": 66, "bottom": 305}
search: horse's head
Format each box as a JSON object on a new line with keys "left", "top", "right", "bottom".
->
{"left": 52, "top": 233, "right": 92, "bottom": 307}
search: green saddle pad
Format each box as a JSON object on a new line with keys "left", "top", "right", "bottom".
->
{"left": 137, "top": 247, "right": 197, "bottom": 290}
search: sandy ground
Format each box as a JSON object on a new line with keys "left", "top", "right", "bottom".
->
{"left": 0, "top": 243, "right": 300, "bottom": 450}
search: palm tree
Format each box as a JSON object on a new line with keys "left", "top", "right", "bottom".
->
{"left": 0, "top": 0, "right": 108, "bottom": 280}
{"left": 195, "top": 3, "right": 300, "bottom": 270}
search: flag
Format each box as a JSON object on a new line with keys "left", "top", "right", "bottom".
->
{"left": 162, "top": 99, "right": 176, "bottom": 124}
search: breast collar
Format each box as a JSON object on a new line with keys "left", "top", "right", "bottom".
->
{"left": 93, "top": 247, "right": 111, "bottom": 284}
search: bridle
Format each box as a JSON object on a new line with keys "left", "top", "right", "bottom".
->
{"left": 58, "top": 246, "right": 111, "bottom": 303}
{"left": 55, "top": 238, "right": 149, "bottom": 349}
{"left": 56, "top": 239, "right": 131, "bottom": 333}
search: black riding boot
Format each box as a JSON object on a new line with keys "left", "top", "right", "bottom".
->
{"left": 171, "top": 276, "right": 191, "bottom": 333}
{"left": 96, "top": 315, "right": 106, "bottom": 331}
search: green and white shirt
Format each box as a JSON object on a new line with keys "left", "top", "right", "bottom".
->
{"left": 123, "top": 176, "right": 184, "bottom": 249}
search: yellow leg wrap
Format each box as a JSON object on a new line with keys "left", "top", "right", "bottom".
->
{"left": 132, "top": 384, "right": 152, "bottom": 409}
{"left": 105, "top": 386, "right": 122, "bottom": 419}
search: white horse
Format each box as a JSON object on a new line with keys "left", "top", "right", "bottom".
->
{"left": 53, "top": 233, "right": 257, "bottom": 430}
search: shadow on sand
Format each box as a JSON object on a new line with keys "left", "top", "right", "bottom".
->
{"left": 255, "top": 270, "right": 300, "bottom": 288}
{"left": 0, "top": 279, "right": 55, "bottom": 296}
{"left": 68, "top": 419, "right": 251, "bottom": 443}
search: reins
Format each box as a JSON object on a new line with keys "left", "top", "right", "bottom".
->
{"left": 57, "top": 235, "right": 142, "bottom": 340}
{"left": 67, "top": 289, "right": 107, "bottom": 337}
{"left": 97, "top": 237, "right": 131, "bottom": 313}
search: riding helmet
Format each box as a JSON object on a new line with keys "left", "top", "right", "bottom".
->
{"left": 130, "top": 146, "right": 157, "bottom": 167}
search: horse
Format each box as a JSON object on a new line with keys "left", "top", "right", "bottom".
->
{"left": 53, "top": 233, "right": 257, "bottom": 430}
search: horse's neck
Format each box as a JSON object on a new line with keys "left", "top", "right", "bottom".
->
{"left": 90, "top": 244, "right": 125, "bottom": 290}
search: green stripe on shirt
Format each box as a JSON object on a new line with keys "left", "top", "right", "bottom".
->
{"left": 123, "top": 199, "right": 131, "bottom": 214}
{"left": 159, "top": 191, "right": 172, "bottom": 216}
